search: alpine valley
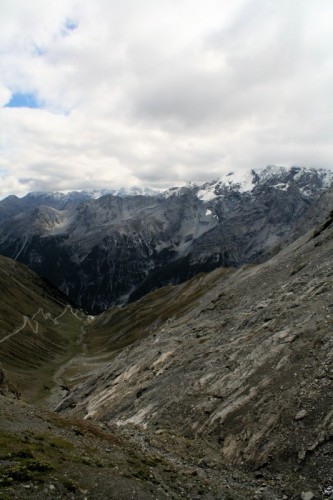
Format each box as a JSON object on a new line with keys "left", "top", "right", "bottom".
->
{"left": 0, "top": 164, "right": 333, "bottom": 499}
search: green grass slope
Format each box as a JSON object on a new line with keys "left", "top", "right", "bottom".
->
{"left": 0, "top": 256, "right": 83, "bottom": 403}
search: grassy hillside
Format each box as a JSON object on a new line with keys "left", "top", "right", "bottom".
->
{"left": 0, "top": 256, "right": 84, "bottom": 403}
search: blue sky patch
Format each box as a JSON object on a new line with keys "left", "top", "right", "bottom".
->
{"left": 65, "top": 20, "right": 78, "bottom": 31}
{"left": 5, "top": 92, "right": 41, "bottom": 109}
{"left": 61, "top": 19, "right": 78, "bottom": 37}
{"left": 33, "top": 45, "right": 47, "bottom": 56}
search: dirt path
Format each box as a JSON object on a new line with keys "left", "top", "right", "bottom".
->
{"left": 46, "top": 317, "right": 118, "bottom": 410}
{"left": 0, "top": 304, "right": 81, "bottom": 345}
{"left": 0, "top": 315, "right": 38, "bottom": 344}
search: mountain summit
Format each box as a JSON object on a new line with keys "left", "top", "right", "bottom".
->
{"left": 194, "top": 165, "right": 333, "bottom": 199}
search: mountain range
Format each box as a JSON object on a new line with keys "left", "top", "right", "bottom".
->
{"left": 0, "top": 165, "right": 332, "bottom": 313}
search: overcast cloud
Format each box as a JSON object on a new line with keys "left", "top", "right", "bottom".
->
{"left": 1, "top": 0, "right": 333, "bottom": 197}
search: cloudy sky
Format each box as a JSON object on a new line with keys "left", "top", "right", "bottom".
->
{"left": 1, "top": 0, "right": 333, "bottom": 197}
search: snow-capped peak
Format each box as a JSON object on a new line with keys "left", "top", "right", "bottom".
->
{"left": 197, "top": 170, "right": 255, "bottom": 201}
{"left": 22, "top": 187, "right": 161, "bottom": 203}
{"left": 110, "top": 186, "right": 161, "bottom": 197}
{"left": 196, "top": 165, "right": 333, "bottom": 202}
{"left": 162, "top": 184, "right": 194, "bottom": 198}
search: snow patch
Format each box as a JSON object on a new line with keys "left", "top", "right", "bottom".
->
{"left": 219, "top": 169, "right": 255, "bottom": 192}
{"left": 196, "top": 165, "right": 333, "bottom": 202}
{"left": 197, "top": 170, "right": 255, "bottom": 201}
{"left": 197, "top": 187, "right": 218, "bottom": 201}
{"left": 162, "top": 185, "right": 191, "bottom": 198}
{"left": 274, "top": 183, "right": 288, "bottom": 191}
{"left": 322, "top": 173, "right": 333, "bottom": 188}
{"left": 111, "top": 186, "right": 161, "bottom": 197}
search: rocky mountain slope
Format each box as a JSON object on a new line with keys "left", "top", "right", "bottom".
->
{"left": 0, "top": 187, "right": 160, "bottom": 222}
{"left": 0, "top": 165, "right": 332, "bottom": 315}
{"left": 54, "top": 207, "right": 333, "bottom": 499}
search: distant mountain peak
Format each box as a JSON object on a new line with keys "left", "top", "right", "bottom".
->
{"left": 17, "top": 186, "right": 162, "bottom": 202}
{"left": 196, "top": 165, "right": 333, "bottom": 201}
{"left": 110, "top": 186, "right": 162, "bottom": 197}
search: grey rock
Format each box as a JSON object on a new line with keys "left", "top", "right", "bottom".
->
{"left": 295, "top": 409, "right": 308, "bottom": 421}
{"left": 301, "top": 492, "right": 315, "bottom": 500}
{"left": 324, "top": 486, "right": 333, "bottom": 497}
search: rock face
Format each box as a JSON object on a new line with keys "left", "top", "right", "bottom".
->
{"left": 56, "top": 207, "right": 333, "bottom": 496}
{"left": 0, "top": 165, "right": 332, "bottom": 313}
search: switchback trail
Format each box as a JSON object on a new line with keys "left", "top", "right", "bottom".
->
{"left": 0, "top": 305, "right": 83, "bottom": 345}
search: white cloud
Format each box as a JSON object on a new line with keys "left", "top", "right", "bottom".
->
{"left": 0, "top": 0, "right": 333, "bottom": 198}
{"left": 0, "top": 84, "right": 11, "bottom": 107}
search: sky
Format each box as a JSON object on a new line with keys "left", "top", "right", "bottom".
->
{"left": 1, "top": 0, "right": 333, "bottom": 198}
